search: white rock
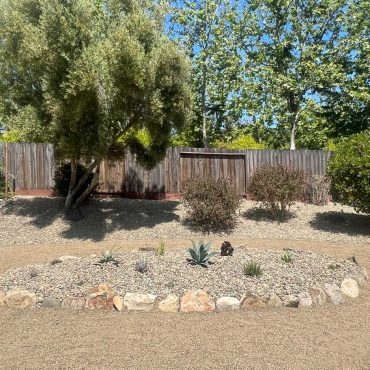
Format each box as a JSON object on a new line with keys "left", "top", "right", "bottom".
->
{"left": 58, "top": 255, "right": 79, "bottom": 262}
{"left": 267, "top": 293, "right": 283, "bottom": 307}
{"left": 298, "top": 292, "right": 312, "bottom": 307}
{"left": 216, "top": 297, "right": 240, "bottom": 311}
{"left": 324, "top": 284, "right": 344, "bottom": 305}
{"left": 5, "top": 290, "right": 37, "bottom": 309}
{"left": 308, "top": 287, "right": 326, "bottom": 305}
{"left": 340, "top": 278, "right": 359, "bottom": 298}
{"left": 158, "top": 294, "right": 179, "bottom": 313}
{"left": 124, "top": 293, "right": 157, "bottom": 311}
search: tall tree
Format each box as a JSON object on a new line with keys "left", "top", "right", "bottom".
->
{"left": 0, "top": 0, "right": 192, "bottom": 213}
{"left": 240, "top": 0, "right": 365, "bottom": 150}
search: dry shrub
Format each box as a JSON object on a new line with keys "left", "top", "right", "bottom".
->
{"left": 304, "top": 175, "right": 331, "bottom": 205}
{"left": 248, "top": 164, "right": 305, "bottom": 220}
{"left": 182, "top": 177, "right": 241, "bottom": 231}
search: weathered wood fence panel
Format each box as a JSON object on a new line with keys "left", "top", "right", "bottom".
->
{"left": 0, "top": 143, "right": 332, "bottom": 196}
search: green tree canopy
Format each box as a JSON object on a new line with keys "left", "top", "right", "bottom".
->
{"left": 0, "top": 0, "right": 192, "bottom": 211}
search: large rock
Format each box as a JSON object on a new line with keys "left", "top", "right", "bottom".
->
{"left": 180, "top": 289, "right": 215, "bottom": 313}
{"left": 283, "top": 295, "right": 299, "bottom": 308}
{"left": 308, "top": 287, "right": 326, "bottom": 305}
{"left": 298, "top": 292, "right": 312, "bottom": 307}
{"left": 0, "top": 292, "right": 6, "bottom": 307}
{"left": 113, "top": 296, "right": 124, "bottom": 312}
{"left": 242, "top": 295, "right": 267, "bottom": 309}
{"left": 62, "top": 297, "right": 86, "bottom": 310}
{"left": 86, "top": 296, "right": 114, "bottom": 310}
{"left": 158, "top": 294, "right": 180, "bottom": 313}
{"left": 5, "top": 290, "right": 37, "bottom": 309}
{"left": 124, "top": 293, "right": 157, "bottom": 311}
{"left": 340, "top": 278, "right": 359, "bottom": 298}
{"left": 324, "top": 284, "right": 344, "bottom": 305}
{"left": 88, "top": 284, "right": 115, "bottom": 299}
{"left": 216, "top": 297, "right": 240, "bottom": 311}
{"left": 267, "top": 293, "right": 283, "bottom": 307}
{"left": 41, "top": 296, "right": 61, "bottom": 309}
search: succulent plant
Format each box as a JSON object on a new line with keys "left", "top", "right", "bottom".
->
{"left": 243, "top": 262, "right": 262, "bottom": 277}
{"left": 220, "top": 241, "right": 234, "bottom": 256}
{"left": 135, "top": 259, "right": 149, "bottom": 273}
{"left": 281, "top": 251, "right": 293, "bottom": 263}
{"left": 98, "top": 250, "right": 119, "bottom": 266}
{"left": 188, "top": 240, "right": 218, "bottom": 267}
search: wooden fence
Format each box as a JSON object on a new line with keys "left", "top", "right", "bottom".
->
{"left": 0, "top": 143, "right": 332, "bottom": 197}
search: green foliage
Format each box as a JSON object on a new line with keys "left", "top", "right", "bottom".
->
{"left": 304, "top": 175, "right": 331, "bottom": 206}
{"left": 156, "top": 239, "right": 166, "bottom": 256}
{"left": 0, "top": 162, "right": 12, "bottom": 198}
{"left": 214, "top": 134, "right": 265, "bottom": 149}
{"left": 188, "top": 240, "right": 218, "bottom": 267}
{"left": 135, "top": 259, "right": 149, "bottom": 273}
{"left": 281, "top": 252, "right": 293, "bottom": 263}
{"left": 98, "top": 250, "right": 119, "bottom": 266}
{"left": 248, "top": 165, "right": 305, "bottom": 220}
{"left": 243, "top": 262, "right": 262, "bottom": 277}
{"left": 220, "top": 241, "right": 234, "bottom": 257}
{"left": 182, "top": 177, "right": 241, "bottom": 231}
{"left": 53, "top": 162, "right": 95, "bottom": 200}
{"left": 328, "top": 131, "right": 370, "bottom": 214}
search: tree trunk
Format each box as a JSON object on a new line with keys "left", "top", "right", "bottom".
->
{"left": 74, "top": 164, "right": 100, "bottom": 209}
{"left": 64, "top": 159, "right": 77, "bottom": 210}
{"left": 201, "top": 65, "right": 208, "bottom": 148}
{"left": 290, "top": 117, "right": 297, "bottom": 150}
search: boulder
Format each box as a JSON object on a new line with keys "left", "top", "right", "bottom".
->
{"left": 86, "top": 296, "right": 114, "bottom": 310}
{"left": 5, "top": 290, "right": 37, "bottom": 309}
{"left": 298, "top": 292, "right": 312, "bottom": 307}
{"left": 113, "top": 296, "right": 124, "bottom": 312}
{"left": 158, "top": 294, "right": 180, "bottom": 313}
{"left": 87, "top": 284, "right": 115, "bottom": 299}
{"left": 62, "top": 297, "right": 86, "bottom": 310}
{"left": 180, "top": 289, "right": 215, "bottom": 313}
{"left": 41, "top": 296, "right": 61, "bottom": 309}
{"left": 216, "top": 297, "right": 240, "bottom": 311}
{"left": 340, "top": 278, "right": 359, "bottom": 298}
{"left": 124, "top": 293, "right": 157, "bottom": 311}
{"left": 308, "top": 287, "right": 326, "bottom": 305}
{"left": 242, "top": 295, "right": 267, "bottom": 309}
{"left": 267, "top": 293, "right": 283, "bottom": 307}
{"left": 283, "top": 295, "right": 299, "bottom": 308}
{"left": 324, "top": 284, "right": 344, "bottom": 305}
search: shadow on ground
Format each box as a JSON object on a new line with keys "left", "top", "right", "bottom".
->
{"left": 243, "top": 207, "right": 296, "bottom": 223}
{"left": 1, "top": 197, "right": 180, "bottom": 242}
{"left": 309, "top": 211, "right": 370, "bottom": 237}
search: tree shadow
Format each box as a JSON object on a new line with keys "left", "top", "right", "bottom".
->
{"left": 309, "top": 211, "right": 370, "bottom": 237}
{"left": 1, "top": 196, "right": 180, "bottom": 242}
{"left": 243, "top": 207, "right": 296, "bottom": 223}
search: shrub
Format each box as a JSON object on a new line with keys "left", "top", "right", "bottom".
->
{"left": 188, "top": 240, "right": 218, "bottom": 267}
{"left": 156, "top": 239, "right": 166, "bottom": 256}
{"left": 220, "top": 241, "right": 234, "bottom": 256}
{"left": 304, "top": 175, "right": 331, "bottom": 206}
{"left": 243, "top": 262, "right": 262, "bottom": 277}
{"left": 281, "top": 251, "right": 293, "bottom": 263}
{"left": 328, "top": 130, "right": 370, "bottom": 214}
{"left": 0, "top": 162, "right": 12, "bottom": 199}
{"left": 182, "top": 177, "right": 241, "bottom": 231}
{"left": 248, "top": 164, "right": 305, "bottom": 220}
{"left": 135, "top": 259, "right": 149, "bottom": 273}
{"left": 53, "top": 161, "right": 95, "bottom": 200}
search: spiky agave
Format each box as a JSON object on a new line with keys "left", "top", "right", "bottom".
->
{"left": 188, "top": 240, "right": 218, "bottom": 267}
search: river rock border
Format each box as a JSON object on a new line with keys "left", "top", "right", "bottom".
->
{"left": 0, "top": 266, "right": 367, "bottom": 312}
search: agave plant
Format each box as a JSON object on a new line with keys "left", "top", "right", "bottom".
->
{"left": 97, "top": 250, "right": 119, "bottom": 266}
{"left": 188, "top": 240, "right": 218, "bottom": 267}
{"left": 243, "top": 261, "right": 262, "bottom": 277}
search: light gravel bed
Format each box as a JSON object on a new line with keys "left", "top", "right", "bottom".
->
{"left": 0, "top": 197, "right": 369, "bottom": 246}
{"left": 0, "top": 247, "right": 363, "bottom": 301}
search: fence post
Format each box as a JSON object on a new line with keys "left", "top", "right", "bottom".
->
{"left": 4, "top": 142, "right": 8, "bottom": 198}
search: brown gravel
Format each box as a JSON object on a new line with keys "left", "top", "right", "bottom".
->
{"left": 0, "top": 197, "right": 369, "bottom": 246}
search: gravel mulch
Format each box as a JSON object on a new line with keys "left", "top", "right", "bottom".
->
{"left": 0, "top": 197, "right": 369, "bottom": 246}
{"left": 0, "top": 247, "right": 363, "bottom": 301}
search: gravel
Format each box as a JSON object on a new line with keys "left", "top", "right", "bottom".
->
{"left": 0, "top": 197, "right": 368, "bottom": 246}
{"left": 0, "top": 247, "right": 363, "bottom": 301}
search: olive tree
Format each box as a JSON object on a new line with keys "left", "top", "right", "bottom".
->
{"left": 0, "top": 0, "right": 192, "bottom": 213}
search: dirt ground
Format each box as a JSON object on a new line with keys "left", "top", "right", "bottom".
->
{"left": 1, "top": 238, "right": 370, "bottom": 369}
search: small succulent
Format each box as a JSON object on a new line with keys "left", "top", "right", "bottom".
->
{"left": 220, "top": 241, "right": 234, "bottom": 256}
{"left": 188, "top": 240, "right": 218, "bottom": 267}
{"left": 281, "top": 251, "right": 293, "bottom": 263}
{"left": 98, "top": 250, "right": 119, "bottom": 266}
{"left": 156, "top": 239, "right": 166, "bottom": 256}
{"left": 243, "top": 262, "right": 262, "bottom": 277}
{"left": 135, "top": 259, "right": 149, "bottom": 273}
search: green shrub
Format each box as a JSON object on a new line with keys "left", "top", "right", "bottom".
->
{"left": 53, "top": 161, "right": 95, "bottom": 200}
{"left": 328, "top": 130, "right": 370, "bottom": 214}
{"left": 182, "top": 177, "right": 241, "bottom": 231}
{"left": 188, "top": 240, "right": 218, "bottom": 267}
{"left": 281, "top": 251, "right": 293, "bottom": 263}
{"left": 248, "top": 164, "right": 305, "bottom": 220}
{"left": 243, "top": 262, "right": 262, "bottom": 277}
{"left": 304, "top": 175, "right": 331, "bottom": 206}
{"left": 156, "top": 239, "right": 166, "bottom": 256}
